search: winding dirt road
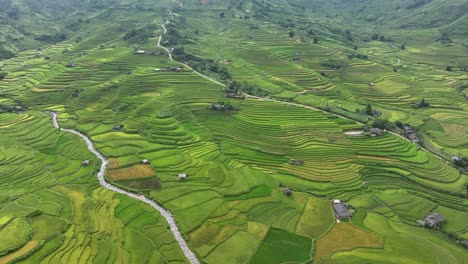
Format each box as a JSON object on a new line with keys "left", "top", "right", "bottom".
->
{"left": 50, "top": 112, "right": 200, "bottom": 264}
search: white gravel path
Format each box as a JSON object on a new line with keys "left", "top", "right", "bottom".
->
{"left": 50, "top": 112, "right": 200, "bottom": 264}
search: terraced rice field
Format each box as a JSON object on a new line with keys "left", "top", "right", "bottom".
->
{"left": 184, "top": 12, "right": 468, "bottom": 159}
{"left": 0, "top": 112, "right": 187, "bottom": 263}
{"left": 0, "top": 2, "right": 467, "bottom": 263}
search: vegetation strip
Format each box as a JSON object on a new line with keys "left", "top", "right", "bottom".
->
{"left": 49, "top": 112, "right": 200, "bottom": 264}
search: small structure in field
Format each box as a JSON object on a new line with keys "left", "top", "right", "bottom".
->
{"left": 66, "top": 62, "right": 76, "bottom": 68}
{"left": 288, "top": 159, "right": 304, "bottom": 165}
{"left": 81, "top": 160, "right": 90, "bottom": 166}
{"left": 112, "top": 124, "right": 124, "bottom": 131}
{"left": 211, "top": 103, "right": 224, "bottom": 110}
{"left": 178, "top": 173, "right": 187, "bottom": 180}
{"left": 283, "top": 188, "right": 292, "bottom": 197}
{"left": 368, "top": 82, "right": 375, "bottom": 86}
{"left": 136, "top": 50, "right": 146, "bottom": 54}
{"left": 142, "top": 159, "right": 149, "bottom": 164}
{"left": 332, "top": 199, "right": 351, "bottom": 220}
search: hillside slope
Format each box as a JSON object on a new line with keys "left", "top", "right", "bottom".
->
{"left": 294, "top": 0, "right": 468, "bottom": 37}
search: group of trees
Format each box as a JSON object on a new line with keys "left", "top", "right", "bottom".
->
{"left": 224, "top": 80, "right": 269, "bottom": 97}
{"left": 446, "top": 65, "right": 467, "bottom": 72}
{"left": 0, "top": 103, "right": 25, "bottom": 113}
{"left": 163, "top": 23, "right": 195, "bottom": 46}
{"left": 371, "top": 34, "right": 392, "bottom": 42}
{"left": 371, "top": 118, "right": 394, "bottom": 130}
{"left": 358, "top": 103, "right": 381, "bottom": 117}
{"left": 172, "top": 47, "right": 231, "bottom": 80}
{"left": 347, "top": 53, "right": 368, "bottom": 60}
{"left": 36, "top": 33, "right": 67, "bottom": 43}
{"left": 321, "top": 60, "right": 343, "bottom": 70}
{"left": 124, "top": 24, "right": 157, "bottom": 44}
{"left": 453, "top": 157, "right": 468, "bottom": 172}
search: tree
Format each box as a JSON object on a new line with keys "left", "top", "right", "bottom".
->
{"left": 220, "top": 12, "right": 225, "bottom": 18}
{"left": 401, "top": 43, "right": 406, "bottom": 50}
{"left": 345, "top": 30, "right": 353, "bottom": 41}
{"left": 313, "top": 36, "right": 319, "bottom": 44}
{"left": 379, "top": 35, "right": 386, "bottom": 42}
{"left": 289, "top": 31, "right": 295, "bottom": 38}
{"left": 353, "top": 45, "right": 358, "bottom": 50}
{"left": 414, "top": 98, "right": 430, "bottom": 108}
{"left": 7, "top": 6, "right": 20, "bottom": 20}
{"left": 371, "top": 34, "right": 379, "bottom": 40}
{"left": 446, "top": 66, "right": 453, "bottom": 71}
{"left": 395, "top": 121, "right": 403, "bottom": 128}
{"left": 0, "top": 71, "right": 8, "bottom": 80}
{"left": 365, "top": 104, "right": 373, "bottom": 116}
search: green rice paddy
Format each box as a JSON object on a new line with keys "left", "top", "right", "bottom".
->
{"left": 0, "top": 0, "right": 467, "bottom": 263}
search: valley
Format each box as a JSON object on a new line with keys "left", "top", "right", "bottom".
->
{"left": 0, "top": 0, "right": 467, "bottom": 263}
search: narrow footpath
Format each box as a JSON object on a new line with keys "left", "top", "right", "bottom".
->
{"left": 50, "top": 112, "right": 200, "bottom": 264}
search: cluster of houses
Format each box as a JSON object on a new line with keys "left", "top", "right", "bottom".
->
{"left": 154, "top": 67, "right": 184, "bottom": 72}
{"left": 403, "top": 125, "right": 419, "bottom": 144}
{"left": 369, "top": 127, "right": 385, "bottom": 137}
{"left": 417, "top": 213, "right": 445, "bottom": 228}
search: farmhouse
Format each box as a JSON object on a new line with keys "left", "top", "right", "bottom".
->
{"left": 142, "top": 159, "right": 149, "bottom": 164}
{"left": 136, "top": 50, "right": 146, "bottom": 54}
{"left": 66, "top": 63, "right": 76, "bottom": 68}
{"left": 81, "top": 160, "right": 90, "bottom": 166}
{"left": 283, "top": 188, "right": 292, "bottom": 197}
{"left": 425, "top": 213, "right": 445, "bottom": 227}
{"left": 178, "top": 173, "right": 187, "bottom": 180}
{"left": 417, "top": 213, "right": 446, "bottom": 227}
{"left": 332, "top": 199, "right": 351, "bottom": 220}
